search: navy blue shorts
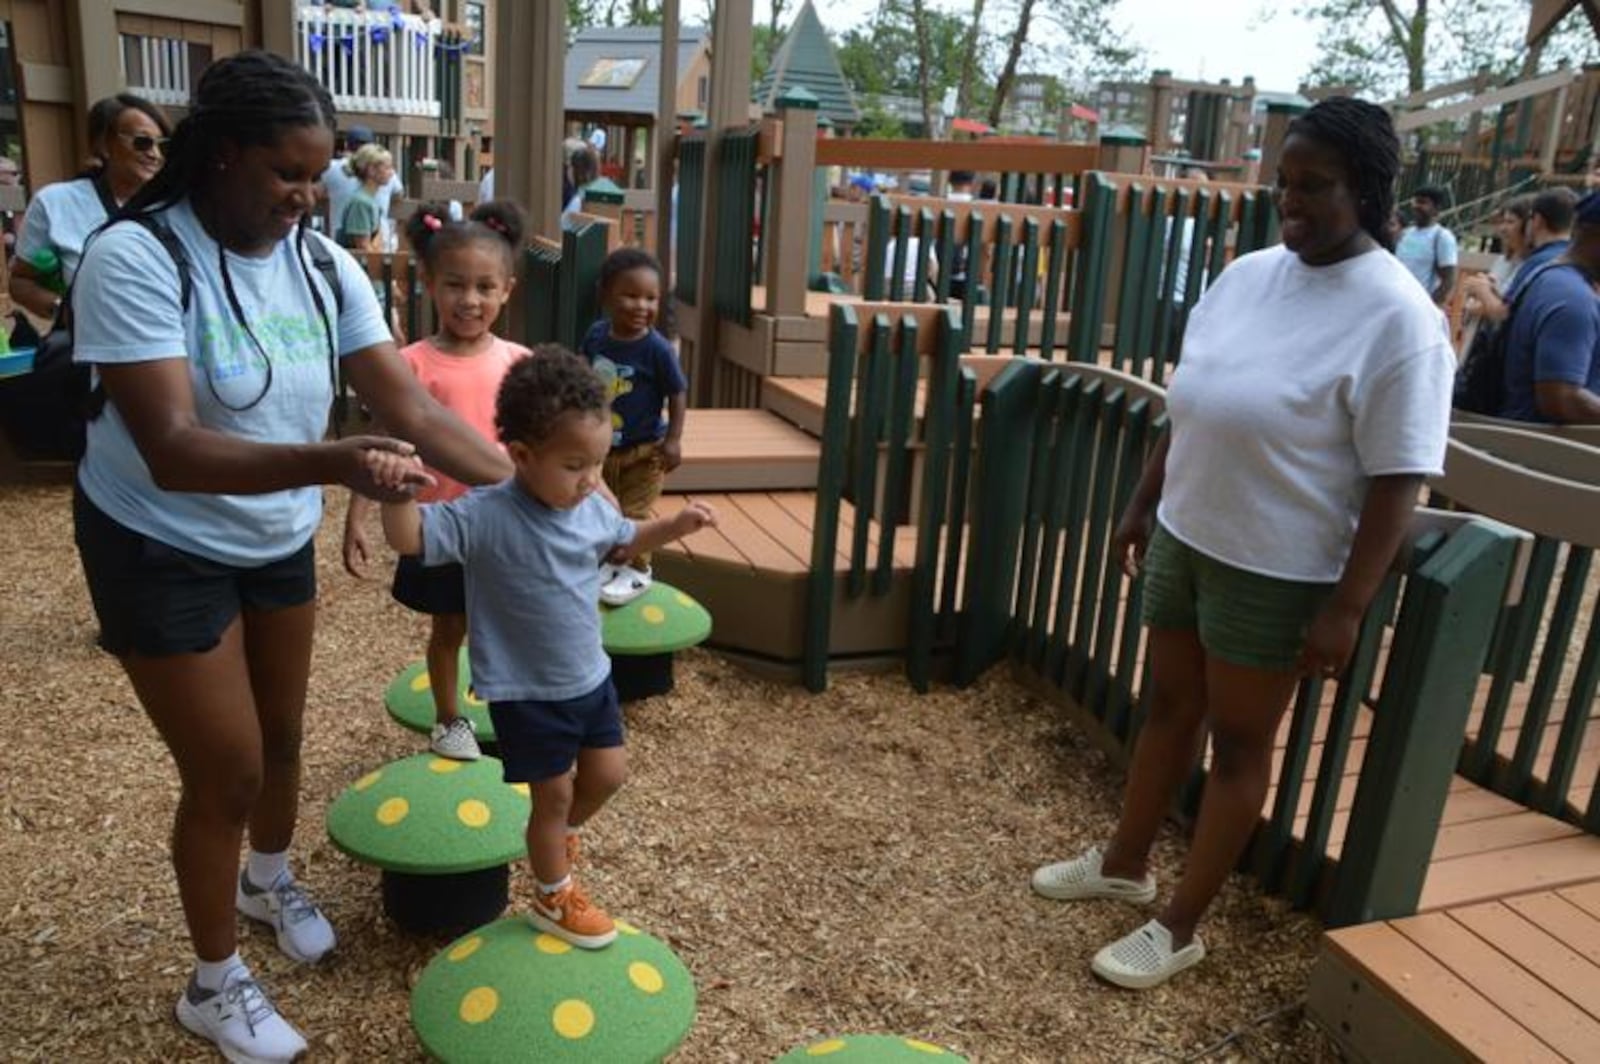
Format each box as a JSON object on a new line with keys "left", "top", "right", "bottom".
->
{"left": 74, "top": 484, "right": 315, "bottom": 658}
{"left": 391, "top": 554, "right": 466, "bottom": 616}
{"left": 490, "top": 676, "right": 623, "bottom": 783}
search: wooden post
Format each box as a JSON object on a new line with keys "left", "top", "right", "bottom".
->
{"left": 1542, "top": 79, "right": 1570, "bottom": 174}
{"left": 1258, "top": 101, "right": 1308, "bottom": 189}
{"left": 64, "top": 0, "right": 118, "bottom": 141}
{"left": 1098, "top": 130, "right": 1147, "bottom": 176}
{"left": 689, "top": 0, "right": 753, "bottom": 407}
{"left": 493, "top": 2, "right": 564, "bottom": 340}
{"left": 765, "top": 87, "right": 819, "bottom": 318}
{"left": 654, "top": 0, "right": 681, "bottom": 284}
{"left": 1462, "top": 66, "right": 1491, "bottom": 154}
{"left": 1148, "top": 69, "right": 1174, "bottom": 155}
{"left": 259, "top": 0, "right": 297, "bottom": 58}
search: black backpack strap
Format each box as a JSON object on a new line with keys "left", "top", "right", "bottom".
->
{"left": 88, "top": 171, "right": 120, "bottom": 218}
{"left": 120, "top": 214, "right": 194, "bottom": 312}
{"left": 304, "top": 234, "right": 345, "bottom": 317}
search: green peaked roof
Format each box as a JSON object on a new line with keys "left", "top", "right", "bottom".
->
{"left": 753, "top": 0, "right": 860, "bottom": 127}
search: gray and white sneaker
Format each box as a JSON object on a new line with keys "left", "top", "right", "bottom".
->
{"left": 236, "top": 871, "right": 336, "bottom": 964}
{"left": 430, "top": 715, "right": 482, "bottom": 761}
{"left": 175, "top": 966, "right": 308, "bottom": 1063}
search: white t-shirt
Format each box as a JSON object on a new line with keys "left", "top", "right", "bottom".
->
{"left": 321, "top": 156, "right": 405, "bottom": 230}
{"left": 1158, "top": 244, "right": 1455, "bottom": 583}
{"left": 72, "top": 200, "right": 392, "bottom": 567}
{"left": 15, "top": 177, "right": 112, "bottom": 283}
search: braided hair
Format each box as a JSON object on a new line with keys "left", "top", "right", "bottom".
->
{"left": 596, "top": 245, "right": 675, "bottom": 340}
{"left": 119, "top": 51, "right": 339, "bottom": 414}
{"left": 405, "top": 198, "right": 527, "bottom": 276}
{"left": 1286, "top": 97, "right": 1401, "bottom": 252}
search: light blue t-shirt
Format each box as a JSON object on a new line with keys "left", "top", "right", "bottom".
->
{"left": 1395, "top": 223, "right": 1459, "bottom": 297}
{"left": 72, "top": 199, "right": 392, "bottom": 566}
{"left": 15, "top": 177, "right": 112, "bottom": 283}
{"left": 421, "top": 481, "right": 636, "bottom": 701}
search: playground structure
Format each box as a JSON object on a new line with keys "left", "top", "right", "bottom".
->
{"left": 0, "top": 3, "right": 1598, "bottom": 1059}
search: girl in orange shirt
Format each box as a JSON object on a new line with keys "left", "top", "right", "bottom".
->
{"left": 344, "top": 199, "right": 530, "bottom": 760}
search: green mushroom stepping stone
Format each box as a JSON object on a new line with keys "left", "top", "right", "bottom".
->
{"left": 327, "top": 754, "right": 531, "bottom": 935}
{"left": 411, "top": 916, "right": 696, "bottom": 1062}
{"left": 603, "top": 580, "right": 711, "bottom": 703}
{"left": 776, "top": 1035, "right": 969, "bottom": 1061}
{"left": 385, "top": 646, "right": 497, "bottom": 742}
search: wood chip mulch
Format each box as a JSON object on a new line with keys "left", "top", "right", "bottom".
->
{"left": 0, "top": 484, "right": 1338, "bottom": 1062}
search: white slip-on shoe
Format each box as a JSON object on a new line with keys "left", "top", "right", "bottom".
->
{"left": 1031, "top": 845, "right": 1157, "bottom": 903}
{"left": 1091, "top": 919, "right": 1206, "bottom": 990}
{"left": 599, "top": 564, "right": 653, "bottom": 607}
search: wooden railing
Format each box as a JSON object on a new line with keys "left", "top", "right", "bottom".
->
{"left": 295, "top": 6, "right": 444, "bottom": 119}
{"left": 1434, "top": 424, "right": 1600, "bottom": 831}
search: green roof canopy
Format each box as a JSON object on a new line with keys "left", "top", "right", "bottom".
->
{"left": 753, "top": 0, "right": 860, "bottom": 128}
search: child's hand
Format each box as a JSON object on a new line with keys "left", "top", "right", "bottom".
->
{"left": 660, "top": 437, "right": 683, "bottom": 472}
{"left": 673, "top": 500, "right": 717, "bottom": 536}
{"left": 337, "top": 437, "right": 435, "bottom": 502}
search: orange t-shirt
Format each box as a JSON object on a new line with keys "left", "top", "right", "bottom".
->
{"left": 400, "top": 336, "right": 530, "bottom": 502}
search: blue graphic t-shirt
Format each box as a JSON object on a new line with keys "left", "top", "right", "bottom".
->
{"left": 72, "top": 199, "right": 391, "bottom": 566}
{"left": 580, "top": 320, "right": 687, "bottom": 448}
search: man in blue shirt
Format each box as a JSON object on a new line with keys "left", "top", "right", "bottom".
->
{"left": 1498, "top": 191, "right": 1600, "bottom": 424}
{"left": 1395, "top": 185, "right": 1459, "bottom": 307}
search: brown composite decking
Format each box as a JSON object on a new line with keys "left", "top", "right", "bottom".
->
{"left": 1310, "top": 880, "right": 1600, "bottom": 1062}
{"left": 662, "top": 409, "right": 819, "bottom": 492}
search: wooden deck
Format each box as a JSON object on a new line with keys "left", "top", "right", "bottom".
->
{"left": 1310, "top": 880, "right": 1600, "bottom": 1062}
{"left": 663, "top": 409, "right": 819, "bottom": 492}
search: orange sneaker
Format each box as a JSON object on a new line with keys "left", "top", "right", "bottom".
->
{"left": 528, "top": 879, "right": 616, "bottom": 949}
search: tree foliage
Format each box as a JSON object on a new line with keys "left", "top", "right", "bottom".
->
{"left": 1296, "top": 0, "right": 1600, "bottom": 97}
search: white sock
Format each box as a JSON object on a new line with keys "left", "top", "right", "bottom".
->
{"left": 246, "top": 849, "right": 289, "bottom": 888}
{"left": 538, "top": 875, "right": 572, "bottom": 895}
{"left": 565, "top": 826, "right": 581, "bottom": 837}
{"left": 195, "top": 951, "right": 244, "bottom": 992}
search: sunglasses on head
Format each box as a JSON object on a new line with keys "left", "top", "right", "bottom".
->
{"left": 119, "top": 132, "right": 169, "bottom": 154}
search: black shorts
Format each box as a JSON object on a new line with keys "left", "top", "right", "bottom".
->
{"left": 489, "top": 677, "right": 623, "bottom": 783}
{"left": 73, "top": 485, "right": 316, "bottom": 657}
{"left": 391, "top": 553, "right": 467, "bottom": 616}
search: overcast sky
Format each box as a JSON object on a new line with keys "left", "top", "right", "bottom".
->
{"left": 749, "top": 0, "right": 1323, "bottom": 94}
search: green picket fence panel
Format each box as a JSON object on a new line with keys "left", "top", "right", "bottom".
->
{"left": 523, "top": 241, "right": 563, "bottom": 347}
{"left": 804, "top": 303, "right": 965, "bottom": 692}
{"left": 556, "top": 221, "right": 607, "bottom": 352}
{"left": 675, "top": 136, "right": 706, "bottom": 306}
{"left": 713, "top": 126, "right": 759, "bottom": 327}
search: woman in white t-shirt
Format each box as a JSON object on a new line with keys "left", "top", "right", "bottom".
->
{"left": 70, "top": 52, "right": 509, "bottom": 1062}
{"left": 8, "top": 93, "right": 171, "bottom": 322}
{"left": 1031, "top": 98, "right": 1455, "bottom": 990}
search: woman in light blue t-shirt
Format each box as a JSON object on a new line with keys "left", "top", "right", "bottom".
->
{"left": 8, "top": 93, "right": 171, "bottom": 324}
{"left": 70, "top": 51, "right": 510, "bottom": 1064}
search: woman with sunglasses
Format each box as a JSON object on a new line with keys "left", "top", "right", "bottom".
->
{"left": 8, "top": 93, "right": 171, "bottom": 322}
{"left": 69, "top": 51, "right": 509, "bottom": 1062}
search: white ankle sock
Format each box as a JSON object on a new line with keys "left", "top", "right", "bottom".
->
{"left": 195, "top": 951, "right": 244, "bottom": 992}
{"left": 538, "top": 875, "right": 572, "bottom": 895}
{"left": 246, "top": 850, "right": 289, "bottom": 888}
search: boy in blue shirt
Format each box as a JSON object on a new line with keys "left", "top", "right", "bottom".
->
{"left": 581, "top": 248, "right": 687, "bottom": 605}
{"left": 381, "top": 348, "right": 716, "bottom": 947}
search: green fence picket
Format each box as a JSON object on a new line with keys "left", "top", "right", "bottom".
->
{"left": 1508, "top": 546, "right": 1593, "bottom": 801}
{"left": 986, "top": 214, "right": 1015, "bottom": 353}
{"left": 848, "top": 318, "right": 892, "bottom": 598}
{"left": 675, "top": 138, "right": 705, "bottom": 305}
{"left": 873, "top": 317, "right": 921, "bottom": 592}
{"left": 938, "top": 368, "right": 979, "bottom": 644}
{"left": 804, "top": 304, "right": 860, "bottom": 692}
{"left": 1065, "top": 388, "right": 1127, "bottom": 703}
{"left": 1013, "top": 218, "right": 1042, "bottom": 355}
{"left": 1039, "top": 219, "right": 1068, "bottom": 360}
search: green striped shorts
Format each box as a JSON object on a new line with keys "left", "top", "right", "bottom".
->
{"left": 1141, "top": 521, "right": 1335, "bottom": 672}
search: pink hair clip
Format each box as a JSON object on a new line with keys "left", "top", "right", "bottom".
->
{"left": 482, "top": 216, "right": 507, "bottom": 235}
{"left": 422, "top": 214, "right": 443, "bottom": 231}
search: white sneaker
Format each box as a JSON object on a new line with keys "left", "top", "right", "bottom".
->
{"left": 1031, "top": 846, "right": 1157, "bottom": 903}
{"left": 236, "top": 871, "right": 336, "bottom": 964}
{"left": 1091, "top": 919, "right": 1206, "bottom": 990}
{"left": 600, "top": 564, "right": 653, "bottom": 607}
{"left": 175, "top": 966, "right": 308, "bottom": 1063}
{"left": 430, "top": 716, "right": 481, "bottom": 761}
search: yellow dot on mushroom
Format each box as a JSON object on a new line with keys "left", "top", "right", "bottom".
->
{"left": 459, "top": 986, "right": 498, "bottom": 1024}
{"left": 429, "top": 758, "right": 464, "bottom": 774}
{"left": 615, "top": 919, "right": 641, "bottom": 936}
{"left": 676, "top": 592, "right": 694, "bottom": 607}
{"left": 464, "top": 688, "right": 485, "bottom": 706}
{"left": 628, "top": 961, "right": 664, "bottom": 994}
{"left": 457, "top": 799, "right": 491, "bottom": 828}
{"left": 376, "top": 797, "right": 409, "bottom": 826}
{"left": 903, "top": 1041, "right": 947, "bottom": 1055}
{"left": 806, "top": 1040, "right": 847, "bottom": 1056}
{"left": 447, "top": 936, "right": 483, "bottom": 962}
{"left": 353, "top": 770, "right": 382, "bottom": 791}
{"left": 410, "top": 672, "right": 431, "bottom": 693}
{"left": 641, "top": 605, "right": 666, "bottom": 625}
{"left": 552, "top": 999, "right": 594, "bottom": 1039}
{"left": 511, "top": 783, "right": 531, "bottom": 797}
{"left": 535, "top": 933, "right": 572, "bottom": 955}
